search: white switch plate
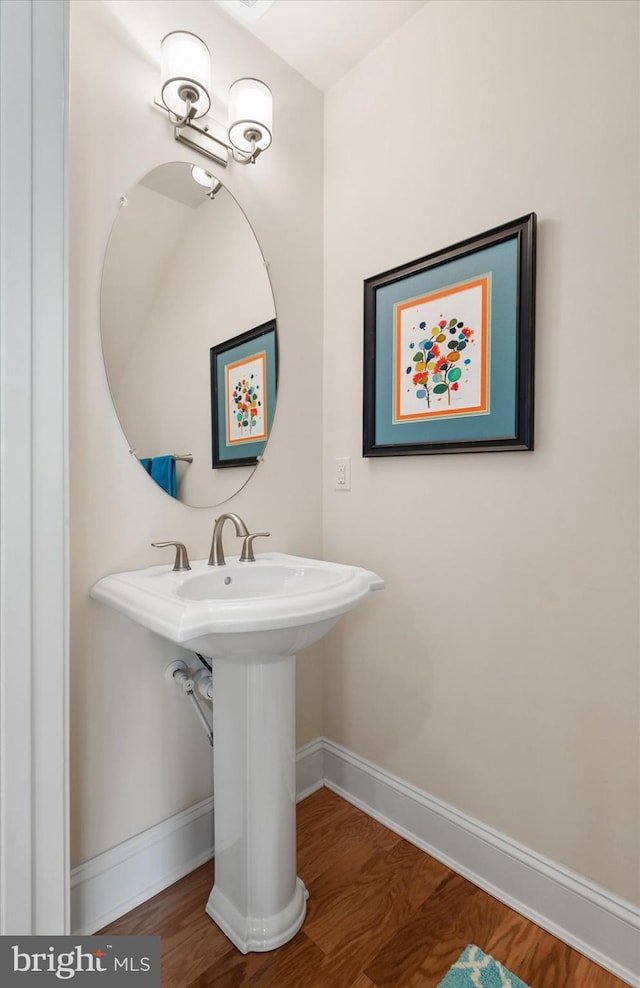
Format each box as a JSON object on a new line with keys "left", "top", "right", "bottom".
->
{"left": 335, "top": 457, "right": 351, "bottom": 491}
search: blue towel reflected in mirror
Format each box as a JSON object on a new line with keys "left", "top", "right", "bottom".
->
{"left": 139, "top": 455, "right": 177, "bottom": 498}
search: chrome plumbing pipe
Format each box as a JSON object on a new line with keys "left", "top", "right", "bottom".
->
{"left": 165, "top": 660, "right": 213, "bottom": 746}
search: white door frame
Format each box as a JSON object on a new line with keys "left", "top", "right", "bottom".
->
{"left": 0, "top": 0, "right": 70, "bottom": 933}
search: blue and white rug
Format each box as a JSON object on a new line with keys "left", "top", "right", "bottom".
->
{"left": 438, "top": 945, "right": 529, "bottom": 988}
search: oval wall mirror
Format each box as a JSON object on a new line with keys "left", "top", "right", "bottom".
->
{"left": 100, "top": 161, "right": 277, "bottom": 507}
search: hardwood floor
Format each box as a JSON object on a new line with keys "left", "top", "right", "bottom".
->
{"left": 99, "top": 787, "right": 628, "bottom": 987}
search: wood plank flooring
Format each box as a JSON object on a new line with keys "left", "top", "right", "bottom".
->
{"left": 99, "top": 787, "right": 629, "bottom": 987}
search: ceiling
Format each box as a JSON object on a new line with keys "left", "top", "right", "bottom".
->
{"left": 214, "top": 0, "right": 428, "bottom": 91}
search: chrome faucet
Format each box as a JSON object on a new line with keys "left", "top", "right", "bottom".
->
{"left": 208, "top": 513, "right": 249, "bottom": 566}
{"left": 208, "top": 513, "right": 270, "bottom": 566}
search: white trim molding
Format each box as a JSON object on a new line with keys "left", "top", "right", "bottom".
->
{"left": 295, "top": 737, "right": 325, "bottom": 802}
{"left": 317, "top": 738, "right": 640, "bottom": 988}
{"left": 0, "top": 0, "right": 70, "bottom": 935}
{"left": 72, "top": 738, "right": 639, "bottom": 987}
{"left": 71, "top": 797, "right": 215, "bottom": 936}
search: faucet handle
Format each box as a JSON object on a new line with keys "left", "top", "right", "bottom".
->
{"left": 151, "top": 541, "right": 191, "bottom": 572}
{"left": 239, "top": 532, "right": 270, "bottom": 563}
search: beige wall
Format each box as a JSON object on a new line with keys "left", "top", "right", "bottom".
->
{"left": 323, "top": 0, "right": 639, "bottom": 904}
{"left": 69, "top": 0, "right": 324, "bottom": 864}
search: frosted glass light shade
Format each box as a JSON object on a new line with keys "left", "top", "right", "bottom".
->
{"left": 161, "top": 31, "right": 211, "bottom": 119}
{"left": 191, "top": 166, "right": 214, "bottom": 187}
{"left": 191, "top": 166, "right": 222, "bottom": 196}
{"left": 228, "top": 78, "right": 273, "bottom": 153}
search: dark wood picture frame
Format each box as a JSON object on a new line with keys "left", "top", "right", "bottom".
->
{"left": 363, "top": 214, "right": 536, "bottom": 456}
{"left": 210, "top": 319, "right": 278, "bottom": 469}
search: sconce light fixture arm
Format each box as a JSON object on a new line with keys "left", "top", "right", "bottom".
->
{"left": 155, "top": 98, "right": 263, "bottom": 167}
{"left": 171, "top": 94, "right": 198, "bottom": 129}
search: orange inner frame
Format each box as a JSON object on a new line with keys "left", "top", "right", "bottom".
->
{"left": 394, "top": 276, "right": 489, "bottom": 422}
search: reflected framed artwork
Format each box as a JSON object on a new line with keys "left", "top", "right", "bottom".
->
{"left": 210, "top": 319, "right": 277, "bottom": 468}
{"left": 363, "top": 214, "right": 536, "bottom": 456}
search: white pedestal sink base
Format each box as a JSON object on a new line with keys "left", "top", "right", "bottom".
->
{"left": 207, "top": 653, "right": 308, "bottom": 953}
{"left": 206, "top": 878, "right": 308, "bottom": 954}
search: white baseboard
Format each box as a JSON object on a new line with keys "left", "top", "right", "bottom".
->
{"left": 71, "top": 737, "right": 640, "bottom": 988}
{"left": 296, "top": 737, "right": 325, "bottom": 801}
{"left": 317, "top": 738, "right": 640, "bottom": 988}
{"left": 70, "top": 797, "right": 215, "bottom": 935}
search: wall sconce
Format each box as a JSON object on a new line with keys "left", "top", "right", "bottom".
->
{"left": 156, "top": 30, "right": 272, "bottom": 167}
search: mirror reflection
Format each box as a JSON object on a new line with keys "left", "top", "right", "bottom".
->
{"left": 101, "top": 162, "right": 277, "bottom": 507}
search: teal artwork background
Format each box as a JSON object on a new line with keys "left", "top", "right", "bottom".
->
{"left": 213, "top": 326, "right": 277, "bottom": 464}
{"left": 374, "top": 238, "right": 518, "bottom": 447}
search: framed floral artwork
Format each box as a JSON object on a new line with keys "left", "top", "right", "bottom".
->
{"left": 363, "top": 214, "right": 536, "bottom": 455}
{"left": 210, "top": 320, "right": 277, "bottom": 468}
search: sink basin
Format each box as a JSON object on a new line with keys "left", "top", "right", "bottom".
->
{"left": 177, "top": 562, "right": 353, "bottom": 601}
{"left": 91, "top": 550, "right": 383, "bottom": 954}
{"left": 91, "top": 551, "right": 384, "bottom": 659}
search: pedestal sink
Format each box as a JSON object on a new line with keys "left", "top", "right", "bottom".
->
{"left": 91, "top": 552, "right": 384, "bottom": 953}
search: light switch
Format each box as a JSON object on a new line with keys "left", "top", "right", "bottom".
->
{"left": 334, "top": 457, "right": 351, "bottom": 491}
